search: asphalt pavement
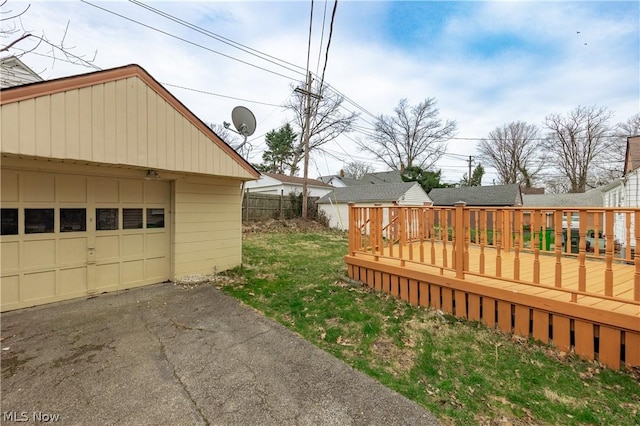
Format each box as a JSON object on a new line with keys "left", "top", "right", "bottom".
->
{"left": 1, "top": 282, "right": 438, "bottom": 425}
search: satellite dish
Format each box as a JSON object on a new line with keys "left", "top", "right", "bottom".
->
{"left": 231, "top": 106, "right": 256, "bottom": 138}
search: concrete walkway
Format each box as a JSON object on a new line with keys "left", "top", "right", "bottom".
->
{"left": 1, "top": 282, "right": 438, "bottom": 425}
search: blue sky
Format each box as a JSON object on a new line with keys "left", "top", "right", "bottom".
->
{"left": 4, "top": 1, "right": 638, "bottom": 184}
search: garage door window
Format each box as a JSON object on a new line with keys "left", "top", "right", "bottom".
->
{"left": 60, "top": 208, "right": 86, "bottom": 232}
{"left": 123, "top": 208, "right": 143, "bottom": 229}
{"left": 25, "top": 208, "right": 54, "bottom": 234}
{"left": 1, "top": 208, "right": 18, "bottom": 235}
{"left": 147, "top": 208, "right": 164, "bottom": 228}
{"left": 96, "top": 208, "right": 119, "bottom": 231}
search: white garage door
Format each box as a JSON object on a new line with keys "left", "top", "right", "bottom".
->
{"left": 1, "top": 169, "right": 171, "bottom": 311}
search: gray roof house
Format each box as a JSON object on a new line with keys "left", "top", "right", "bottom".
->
{"left": 318, "top": 170, "right": 404, "bottom": 188}
{"left": 429, "top": 184, "right": 522, "bottom": 206}
{"left": 317, "top": 182, "right": 431, "bottom": 230}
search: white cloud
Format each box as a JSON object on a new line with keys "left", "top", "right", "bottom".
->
{"left": 4, "top": 1, "right": 637, "bottom": 185}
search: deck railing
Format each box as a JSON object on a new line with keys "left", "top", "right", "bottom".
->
{"left": 348, "top": 203, "right": 640, "bottom": 305}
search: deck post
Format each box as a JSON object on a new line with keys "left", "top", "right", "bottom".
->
{"left": 454, "top": 201, "right": 466, "bottom": 279}
{"left": 348, "top": 203, "right": 356, "bottom": 255}
{"left": 605, "top": 210, "right": 614, "bottom": 296}
{"left": 633, "top": 210, "right": 640, "bottom": 302}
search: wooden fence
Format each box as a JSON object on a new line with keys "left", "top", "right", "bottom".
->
{"left": 242, "top": 190, "right": 319, "bottom": 221}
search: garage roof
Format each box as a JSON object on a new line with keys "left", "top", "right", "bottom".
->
{"left": 0, "top": 64, "right": 259, "bottom": 180}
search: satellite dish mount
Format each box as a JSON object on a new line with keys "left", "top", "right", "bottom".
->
{"left": 223, "top": 106, "right": 257, "bottom": 146}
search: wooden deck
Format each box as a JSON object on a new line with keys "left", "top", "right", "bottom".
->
{"left": 346, "top": 204, "right": 640, "bottom": 371}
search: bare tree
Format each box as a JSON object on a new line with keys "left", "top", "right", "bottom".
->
{"left": 342, "top": 161, "right": 372, "bottom": 179}
{"left": 210, "top": 123, "right": 252, "bottom": 159}
{"left": 543, "top": 105, "right": 614, "bottom": 193}
{"left": 478, "top": 121, "right": 543, "bottom": 187}
{"left": 358, "top": 98, "right": 457, "bottom": 171}
{"left": 284, "top": 81, "right": 358, "bottom": 176}
{"left": 1, "top": 1, "right": 98, "bottom": 71}
{"left": 616, "top": 113, "right": 640, "bottom": 138}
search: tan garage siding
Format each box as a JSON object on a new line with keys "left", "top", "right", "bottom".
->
{"left": 1, "top": 65, "right": 258, "bottom": 181}
{"left": 173, "top": 178, "right": 243, "bottom": 277}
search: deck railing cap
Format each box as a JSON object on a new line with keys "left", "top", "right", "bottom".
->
{"left": 454, "top": 201, "right": 467, "bottom": 207}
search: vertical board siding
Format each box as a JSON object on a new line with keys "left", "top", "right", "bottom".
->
{"left": 1, "top": 76, "right": 255, "bottom": 180}
{"left": 173, "top": 178, "right": 243, "bottom": 277}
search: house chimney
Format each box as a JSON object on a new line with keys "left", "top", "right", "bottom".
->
{"left": 339, "top": 169, "right": 345, "bottom": 178}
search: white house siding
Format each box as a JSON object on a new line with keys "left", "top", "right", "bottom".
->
{"left": 603, "top": 176, "right": 637, "bottom": 249}
{"left": 397, "top": 183, "right": 431, "bottom": 205}
{"left": 246, "top": 183, "right": 333, "bottom": 198}
{"left": 173, "top": 177, "right": 243, "bottom": 277}
{"left": 319, "top": 202, "right": 394, "bottom": 232}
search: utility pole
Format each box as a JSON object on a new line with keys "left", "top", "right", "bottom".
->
{"left": 467, "top": 155, "right": 474, "bottom": 186}
{"left": 295, "top": 71, "right": 321, "bottom": 219}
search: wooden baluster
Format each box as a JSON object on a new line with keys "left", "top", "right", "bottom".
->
{"left": 454, "top": 202, "right": 466, "bottom": 279}
{"left": 594, "top": 212, "right": 601, "bottom": 257}
{"left": 533, "top": 209, "right": 541, "bottom": 284}
{"left": 495, "top": 209, "right": 502, "bottom": 277}
{"left": 348, "top": 203, "right": 355, "bottom": 255}
{"left": 514, "top": 209, "right": 521, "bottom": 281}
{"left": 479, "top": 209, "right": 486, "bottom": 274}
{"left": 398, "top": 207, "right": 406, "bottom": 263}
{"left": 464, "top": 207, "right": 470, "bottom": 273}
{"left": 578, "top": 209, "right": 587, "bottom": 299}
{"left": 554, "top": 209, "right": 563, "bottom": 288}
{"left": 626, "top": 211, "right": 632, "bottom": 261}
{"left": 442, "top": 209, "right": 449, "bottom": 268}
{"left": 605, "top": 209, "right": 614, "bottom": 296}
{"left": 635, "top": 210, "right": 640, "bottom": 301}
{"left": 430, "top": 208, "right": 436, "bottom": 264}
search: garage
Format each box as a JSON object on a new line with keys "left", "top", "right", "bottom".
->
{"left": 1, "top": 64, "right": 259, "bottom": 311}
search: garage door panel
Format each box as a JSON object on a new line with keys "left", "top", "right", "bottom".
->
{"left": 122, "top": 234, "right": 144, "bottom": 257}
{"left": 96, "top": 235, "right": 120, "bottom": 260}
{"left": 146, "top": 233, "right": 167, "bottom": 255}
{"left": 146, "top": 257, "right": 169, "bottom": 280}
{"left": 95, "top": 178, "right": 119, "bottom": 203}
{"left": 1, "top": 171, "right": 171, "bottom": 311}
{"left": 1, "top": 170, "right": 19, "bottom": 201}
{"left": 145, "top": 180, "right": 169, "bottom": 203}
{"left": 121, "top": 180, "right": 143, "bottom": 203}
{"left": 22, "top": 271, "right": 56, "bottom": 301}
{"left": 23, "top": 240, "right": 56, "bottom": 268}
{"left": 24, "top": 173, "right": 55, "bottom": 202}
{"left": 122, "top": 260, "right": 144, "bottom": 285}
{"left": 1, "top": 241, "right": 19, "bottom": 271}
{"left": 56, "top": 176, "right": 87, "bottom": 202}
{"left": 0, "top": 275, "right": 20, "bottom": 305}
{"left": 96, "top": 263, "right": 119, "bottom": 289}
{"left": 59, "top": 267, "right": 87, "bottom": 295}
{"left": 59, "top": 238, "right": 87, "bottom": 265}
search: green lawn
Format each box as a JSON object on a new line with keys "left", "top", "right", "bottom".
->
{"left": 216, "top": 229, "right": 639, "bottom": 425}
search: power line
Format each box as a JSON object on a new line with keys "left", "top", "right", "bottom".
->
{"left": 161, "top": 82, "right": 282, "bottom": 107}
{"left": 128, "top": 0, "right": 306, "bottom": 78}
{"left": 80, "top": 0, "right": 301, "bottom": 81}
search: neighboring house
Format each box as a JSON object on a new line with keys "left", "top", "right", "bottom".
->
{"left": 316, "top": 182, "right": 431, "bottom": 230}
{"left": 429, "top": 184, "right": 523, "bottom": 207}
{"left": 318, "top": 174, "right": 361, "bottom": 187}
{"left": 0, "top": 56, "right": 43, "bottom": 88}
{"left": 245, "top": 172, "right": 334, "bottom": 198}
{"left": 0, "top": 64, "right": 259, "bottom": 312}
{"left": 522, "top": 188, "right": 605, "bottom": 231}
{"left": 602, "top": 135, "right": 640, "bottom": 250}
{"left": 319, "top": 170, "right": 404, "bottom": 188}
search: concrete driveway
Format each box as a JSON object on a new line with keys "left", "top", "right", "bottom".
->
{"left": 1, "top": 282, "right": 438, "bottom": 425}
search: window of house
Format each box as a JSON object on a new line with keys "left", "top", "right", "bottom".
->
{"left": 1, "top": 208, "right": 18, "bottom": 235}
{"left": 146, "top": 208, "right": 165, "bottom": 228}
{"left": 25, "top": 208, "right": 54, "bottom": 234}
{"left": 96, "top": 208, "right": 119, "bottom": 231}
{"left": 60, "top": 208, "right": 86, "bottom": 232}
{"left": 123, "top": 208, "right": 143, "bottom": 229}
